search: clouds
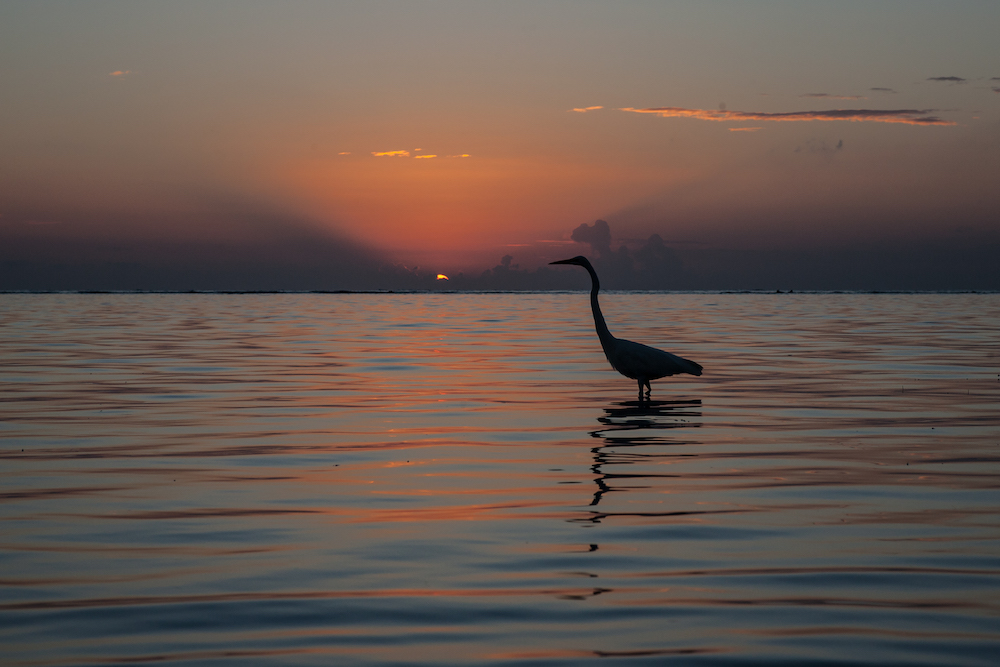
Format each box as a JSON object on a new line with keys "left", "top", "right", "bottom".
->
{"left": 561, "top": 220, "right": 684, "bottom": 288}
{"left": 108, "top": 70, "right": 132, "bottom": 77}
{"left": 461, "top": 221, "right": 687, "bottom": 290}
{"left": 619, "top": 106, "right": 955, "bottom": 126}
{"left": 869, "top": 87, "right": 897, "bottom": 93}
{"left": 370, "top": 150, "right": 467, "bottom": 159}
{"left": 549, "top": 217, "right": 999, "bottom": 291}
{"left": 0, "top": 198, "right": 452, "bottom": 292}
{"left": 927, "top": 76, "right": 966, "bottom": 83}
{"left": 570, "top": 106, "right": 604, "bottom": 113}
{"left": 570, "top": 219, "right": 612, "bottom": 258}
{"left": 5, "top": 194, "right": 998, "bottom": 291}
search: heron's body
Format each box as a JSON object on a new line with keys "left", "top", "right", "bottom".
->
{"left": 550, "top": 255, "right": 702, "bottom": 400}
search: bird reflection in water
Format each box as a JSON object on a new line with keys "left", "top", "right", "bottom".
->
{"left": 585, "top": 399, "right": 702, "bottom": 512}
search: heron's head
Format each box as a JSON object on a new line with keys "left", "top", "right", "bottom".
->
{"left": 549, "top": 255, "right": 590, "bottom": 267}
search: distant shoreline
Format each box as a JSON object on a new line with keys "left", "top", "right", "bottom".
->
{"left": 2, "top": 290, "right": 996, "bottom": 296}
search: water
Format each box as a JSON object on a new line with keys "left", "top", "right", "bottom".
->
{"left": 1, "top": 292, "right": 998, "bottom": 666}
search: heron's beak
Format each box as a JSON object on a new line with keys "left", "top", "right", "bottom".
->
{"left": 549, "top": 258, "right": 575, "bottom": 265}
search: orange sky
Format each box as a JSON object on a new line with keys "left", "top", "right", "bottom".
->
{"left": 2, "top": 2, "right": 999, "bottom": 284}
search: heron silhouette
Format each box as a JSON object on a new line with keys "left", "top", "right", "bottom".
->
{"left": 550, "top": 255, "right": 702, "bottom": 400}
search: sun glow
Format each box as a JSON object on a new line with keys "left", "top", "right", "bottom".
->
{"left": 275, "top": 152, "right": 695, "bottom": 268}
{"left": 436, "top": 274, "right": 449, "bottom": 280}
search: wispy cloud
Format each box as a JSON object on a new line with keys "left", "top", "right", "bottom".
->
{"left": 869, "top": 87, "right": 897, "bottom": 94}
{"left": 570, "top": 106, "right": 603, "bottom": 113}
{"left": 993, "top": 88, "right": 1000, "bottom": 94}
{"left": 369, "top": 150, "right": 467, "bottom": 158}
{"left": 619, "top": 106, "right": 955, "bottom": 126}
{"left": 927, "top": 76, "right": 966, "bottom": 83}
{"left": 729, "top": 127, "right": 763, "bottom": 132}
{"left": 338, "top": 152, "right": 351, "bottom": 155}
{"left": 800, "top": 93, "right": 866, "bottom": 100}
{"left": 108, "top": 70, "right": 132, "bottom": 77}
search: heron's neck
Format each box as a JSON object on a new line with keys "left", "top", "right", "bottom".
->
{"left": 584, "top": 263, "right": 615, "bottom": 349}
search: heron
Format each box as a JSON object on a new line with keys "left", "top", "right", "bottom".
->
{"left": 549, "top": 255, "right": 702, "bottom": 401}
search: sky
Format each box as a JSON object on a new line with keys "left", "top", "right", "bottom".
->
{"left": 2, "top": 0, "right": 999, "bottom": 290}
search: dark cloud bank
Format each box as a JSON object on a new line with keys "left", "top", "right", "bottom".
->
{"left": 2, "top": 208, "right": 998, "bottom": 292}
{"left": 470, "top": 220, "right": 998, "bottom": 292}
{"left": 0, "top": 205, "right": 411, "bottom": 292}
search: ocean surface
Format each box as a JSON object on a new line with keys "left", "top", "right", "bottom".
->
{"left": 1, "top": 292, "right": 998, "bottom": 666}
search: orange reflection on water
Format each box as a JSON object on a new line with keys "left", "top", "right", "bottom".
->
{"left": 1, "top": 292, "right": 998, "bottom": 666}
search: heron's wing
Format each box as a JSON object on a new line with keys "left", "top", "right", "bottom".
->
{"left": 610, "top": 339, "right": 703, "bottom": 379}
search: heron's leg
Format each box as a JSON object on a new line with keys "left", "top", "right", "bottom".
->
{"left": 643, "top": 379, "right": 652, "bottom": 400}
{"left": 637, "top": 379, "right": 644, "bottom": 402}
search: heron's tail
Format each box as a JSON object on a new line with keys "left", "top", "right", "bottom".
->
{"left": 682, "top": 358, "right": 703, "bottom": 376}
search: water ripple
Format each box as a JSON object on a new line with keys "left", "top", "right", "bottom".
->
{"left": 2, "top": 292, "right": 998, "bottom": 666}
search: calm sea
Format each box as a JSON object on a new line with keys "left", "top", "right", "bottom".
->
{"left": 1, "top": 292, "right": 998, "bottom": 666}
